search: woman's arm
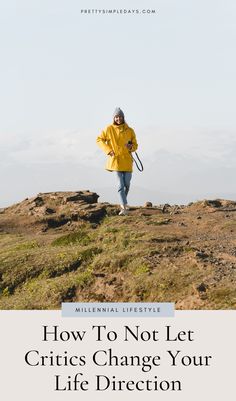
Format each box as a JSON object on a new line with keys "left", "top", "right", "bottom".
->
{"left": 130, "top": 129, "right": 138, "bottom": 152}
{"left": 96, "top": 128, "right": 113, "bottom": 155}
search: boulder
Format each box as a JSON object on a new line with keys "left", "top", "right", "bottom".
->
{"left": 144, "top": 201, "right": 153, "bottom": 207}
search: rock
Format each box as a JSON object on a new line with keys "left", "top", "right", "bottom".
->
{"left": 196, "top": 251, "right": 208, "bottom": 259}
{"left": 47, "top": 216, "right": 70, "bottom": 228}
{"left": 77, "top": 204, "right": 106, "bottom": 223}
{"left": 204, "top": 199, "right": 222, "bottom": 208}
{"left": 71, "top": 213, "right": 79, "bottom": 221}
{"left": 63, "top": 191, "right": 99, "bottom": 204}
{"left": 45, "top": 207, "right": 56, "bottom": 215}
{"left": 1, "top": 191, "right": 105, "bottom": 226}
{"left": 77, "top": 204, "right": 93, "bottom": 211}
{"left": 144, "top": 201, "right": 153, "bottom": 207}
{"left": 162, "top": 204, "right": 171, "bottom": 213}
{"left": 196, "top": 283, "right": 207, "bottom": 292}
{"left": 93, "top": 273, "right": 105, "bottom": 278}
{"left": 33, "top": 196, "right": 44, "bottom": 207}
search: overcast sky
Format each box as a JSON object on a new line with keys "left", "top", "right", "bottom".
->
{"left": 0, "top": 0, "right": 236, "bottom": 207}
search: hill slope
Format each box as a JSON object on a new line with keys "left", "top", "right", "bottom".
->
{"left": 0, "top": 191, "right": 236, "bottom": 309}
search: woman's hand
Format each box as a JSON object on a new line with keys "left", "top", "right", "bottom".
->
{"left": 125, "top": 143, "right": 133, "bottom": 151}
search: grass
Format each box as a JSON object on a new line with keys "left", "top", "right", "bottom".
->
{"left": 0, "top": 209, "right": 236, "bottom": 309}
{"left": 51, "top": 230, "right": 92, "bottom": 246}
{"left": 208, "top": 287, "right": 236, "bottom": 309}
{"left": 0, "top": 228, "right": 102, "bottom": 308}
{"left": 146, "top": 218, "right": 171, "bottom": 226}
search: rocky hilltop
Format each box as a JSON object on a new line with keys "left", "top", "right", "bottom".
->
{"left": 0, "top": 191, "right": 236, "bottom": 309}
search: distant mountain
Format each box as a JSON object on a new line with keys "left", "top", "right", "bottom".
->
{"left": 1, "top": 147, "right": 235, "bottom": 207}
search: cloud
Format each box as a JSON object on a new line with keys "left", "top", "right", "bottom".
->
{"left": 0, "top": 129, "right": 100, "bottom": 166}
{"left": 1, "top": 127, "right": 235, "bottom": 206}
{"left": 138, "top": 147, "right": 235, "bottom": 198}
{"left": 1, "top": 127, "right": 235, "bottom": 166}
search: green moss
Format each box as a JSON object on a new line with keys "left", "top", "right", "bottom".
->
{"left": 184, "top": 247, "right": 195, "bottom": 253}
{"left": 51, "top": 231, "right": 91, "bottom": 246}
{"left": 208, "top": 287, "right": 236, "bottom": 309}
{"left": 105, "top": 227, "right": 119, "bottom": 234}
{"left": 134, "top": 264, "right": 150, "bottom": 276}
{"left": 1, "top": 287, "right": 10, "bottom": 297}
{"left": 14, "top": 241, "right": 39, "bottom": 250}
{"left": 0, "top": 265, "right": 95, "bottom": 309}
{"left": 146, "top": 219, "right": 171, "bottom": 226}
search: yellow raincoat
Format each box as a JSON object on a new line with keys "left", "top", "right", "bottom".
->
{"left": 96, "top": 123, "right": 138, "bottom": 172}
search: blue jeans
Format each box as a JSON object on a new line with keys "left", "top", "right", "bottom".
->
{"left": 116, "top": 171, "right": 132, "bottom": 206}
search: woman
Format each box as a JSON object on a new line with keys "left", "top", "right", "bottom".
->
{"left": 96, "top": 107, "right": 138, "bottom": 215}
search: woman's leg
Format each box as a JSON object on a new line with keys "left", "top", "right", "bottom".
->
{"left": 124, "top": 172, "right": 132, "bottom": 198}
{"left": 116, "top": 172, "right": 127, "bottom": 206}
{"left": 116, "top": 171, "right": 132, "bottom": 207}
